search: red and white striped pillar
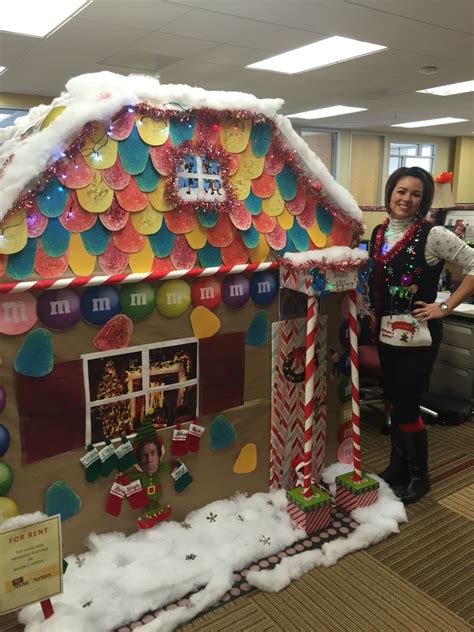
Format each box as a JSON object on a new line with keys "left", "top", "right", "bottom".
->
{"left": 348, "top": 288, "right": 362, "bottom": 482}
{"left": 303, "top": 287, "right": 318, "bottom": 497}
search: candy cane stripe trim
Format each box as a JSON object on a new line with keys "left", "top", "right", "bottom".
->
{"left": 0, "top": 262, "right": 279, "bottom": 294}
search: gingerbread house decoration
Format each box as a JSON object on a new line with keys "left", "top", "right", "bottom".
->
{"left": 0, "top": 72, "right": 376, "bottom": 548}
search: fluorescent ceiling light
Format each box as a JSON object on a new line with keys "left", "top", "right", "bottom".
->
{"left": 417, "top": 80, "right": 474, "bottom": 96}
{"left": 0, "top": 0, "right": 91, "bottom": 38}
{"left": 0, "top": 66, "right": 6, "bottom": 74}
{"left": 246, "top": 36, "right": 387, "bottom": 74}
{"left": 288, "top": 105, "right": 368, "bottom": 120}
{"left": 392, "top": 117, "right": 468, "bottom": 128}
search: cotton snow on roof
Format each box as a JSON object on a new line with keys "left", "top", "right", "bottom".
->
{"left": 0, "top": 71, "right": 362, "bottom": 224}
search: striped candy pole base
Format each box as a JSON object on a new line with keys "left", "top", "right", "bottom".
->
{"left": 335, "top": 472, "right": 379, "bottom": 513}
{"left": 303, "top": 283, "right": 318, "bottom": 498}
{"left": 348, "top": 288, "right": 362, "bottom": 482}
{"left": 287, "top": 485, "right": 331, "bottom": 535}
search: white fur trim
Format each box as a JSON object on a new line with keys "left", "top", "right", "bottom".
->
{"left": 0, "top": 71, "right": 361, "bottom": 225}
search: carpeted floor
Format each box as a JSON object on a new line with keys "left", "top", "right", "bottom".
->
{"left": 2, "top": 413, "right": 472, "bottom": 632}
{"left": 177, "top": 414, "right": 474, "bottom": 632}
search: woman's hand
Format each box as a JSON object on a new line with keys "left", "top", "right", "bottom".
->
{"left": 412, "top": 300, "right": 444, "bottom": 321}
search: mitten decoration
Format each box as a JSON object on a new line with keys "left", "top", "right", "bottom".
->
{"left": 105, "top": 474, "right": 127, "bottom": 516}
{"left": 100, "top": 438, "right": 119, "bottom": 477}
{"left": 186, "top": 423, "right": 205, "bottom": 453}
{"left": 171, "top": 461, "right": 193, "bottom": 493}
{"left": 116, "top": 435, "right": 137, "bottom": 472}
{"left": 80, "top": 444, "right": 101, "bottom": 483}
{"left": 170, "top": 424, "right": 188, "bottom": 457}
{"left": 124, "top": 477, "right": 149, "bottom": 510}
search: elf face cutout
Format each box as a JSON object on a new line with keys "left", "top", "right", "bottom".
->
{"left": 139, "top": 441, "right": 160, "bottom": 475}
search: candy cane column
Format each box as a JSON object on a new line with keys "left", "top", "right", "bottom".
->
{"left": 348, "top": 288, "right": 362, "bottom": 482}
{"left": 303, "top": 290, "right": 318, "bottom": 498}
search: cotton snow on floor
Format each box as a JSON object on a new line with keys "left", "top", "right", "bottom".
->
{"left": 11, "top": 464, "right": 406, "bottom": 632}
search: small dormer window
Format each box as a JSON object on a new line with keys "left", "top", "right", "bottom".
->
{"left": 166, "top": 141, "right": 236, "bottom": 213}
{"left": 176, "top": 153, "right": 225, "bottom": 203}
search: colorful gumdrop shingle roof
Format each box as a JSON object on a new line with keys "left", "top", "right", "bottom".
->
{"left": 0, "top": 72, "right": 363, "bottom": 281}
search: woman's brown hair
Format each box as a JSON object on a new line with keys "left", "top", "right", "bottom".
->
{"left": 385, "top": 166, "right": 435, "bottom": 218}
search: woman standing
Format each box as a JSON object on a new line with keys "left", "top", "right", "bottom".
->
{"left": 369, "top": 166, "right": 474, "bottom": 503}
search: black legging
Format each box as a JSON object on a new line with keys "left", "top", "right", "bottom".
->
{"left": 377, "top": 343, "right": 440, "bottom": 426}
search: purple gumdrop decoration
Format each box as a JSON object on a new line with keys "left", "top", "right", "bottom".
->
{"left": 400, "top": 273, "right": 412, "bottom": 286}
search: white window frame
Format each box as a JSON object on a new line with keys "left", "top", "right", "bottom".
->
{"left": 388, "top": 142, "right": 435, "bottom": 174}
{"left": 82, "top": 337, "right": 199, "bottom": 445}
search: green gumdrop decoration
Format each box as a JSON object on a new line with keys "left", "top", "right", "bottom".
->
{"left": 14, "top": 328, "right": 54, "bottom": 377}
{"left": 0, "top": 460, "right": 14, "bottom": 495}
{"left": 245, "top": 311, "right": 269, "bottom": 347}
{"left": 210, "top": 415, "right": 237, "bottom": 451}
{"left": 44, "top": 480, "right": 81, "bottom": 522}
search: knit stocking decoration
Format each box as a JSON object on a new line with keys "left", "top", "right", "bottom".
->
{"left": 105, "top": 474, "right": 127, "bottom": 516}
{"left": 80, "top": 444, "right": 101, "bottom": 483}
{"left": 170, "top": 425, "right": 188, "bottom": 457}
{"left": 124, "top": 477, "right": 149, "bottom": 510}
{"left": 116, "top": 435, "right": 137, "bottom": 472}
{"left": 100, "top": 438, "right": 119, "bottom": 477}
{"left": 185, "top": 423, "right": 205, "bottom": 453}
{"left": 171, "top": 461, "right": 193, "bottom": 492}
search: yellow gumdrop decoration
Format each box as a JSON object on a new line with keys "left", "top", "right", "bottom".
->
{"left": 156, "top": 279, "right": 191, "bottom": 318}
{"left": 0, "top": 208, "right": 27, "bottom": 255}
{"left": 40, "top": 106, "right": 66, "bottom": 130}
{"left": 76, "top": 171, "right": 114, "bottom": 213}
{"left": 249, "top": 233, "right": 270, "bottom": 263}
{"left": 278, "top": 207, "right": 294, "bottom": 230}
{"left": 149, "top": 178, "right": 174, "bottom": 212}
{"left": 220, "top": 118, "right": 252, "bottom": 153}
{"left": 128, "top": 240, "right": 154, "bottom": 273}
{"left": 69, "top": 233, "right": 96, "bottom": 275}
{"left": 0, "top": 496, "right": 19, "bottom": 521}
{"left": 82, "top": 123, "right": 118, "bottom": 170}
{"left": 131, "top": 204, "right": 163, "bottom": 235}
{"left": 136, "top": 115, "right": 169, "bottom": 146}
{"left": 307, "top": 222, "right": 327, "bottom": 248}
{"left": 229, "top": 173, "right": 251, "bottom": 201}
{"left": 262, "top": 188, "right": 284, "bottom": 217}
{"left": 233, "top": 443, "right": 257, "bottom": 474}
{"left": 190, "top": 306, "right": 221, "bottom": 339}
{"left": 237, "top": 143, "right": 265, "bottom": 180}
